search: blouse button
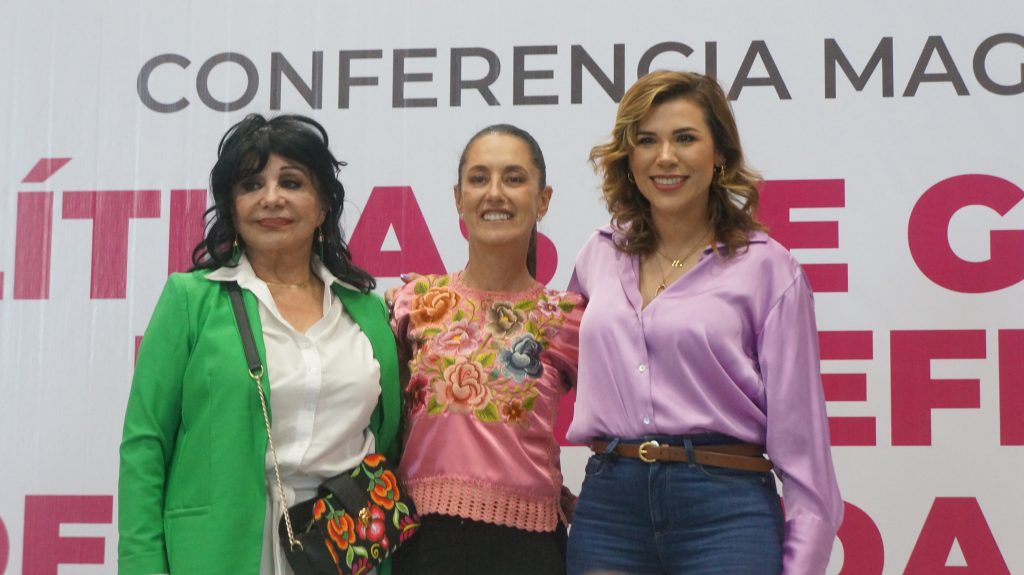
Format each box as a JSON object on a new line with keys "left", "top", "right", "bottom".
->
{"left": 642, "top": 416, "right": 651, "bottom": 425}
{"left": 637, "top": 364, "right": 647, "bottom": 373}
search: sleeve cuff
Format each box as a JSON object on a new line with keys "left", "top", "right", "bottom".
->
{"left": 782, "top": 510, "right": 840, "bottom": 575}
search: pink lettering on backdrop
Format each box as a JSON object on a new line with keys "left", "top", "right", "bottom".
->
{"left": 12, "top": 159, "right": 72, "bottom": 300}
{"left": 22, "top": 495, "right": 112, "bottom": 575}
{"left": 21, "top": 158, "right": 72, "bottom": 184}
{"left": 835, "top": 501, "right": 885, "bottom": 575}
{"left": 168, "top": 189, "right": 207, "bottom": 275}
{"left": 61, "top": 190, "right": 161, "bottom": 299}
{"left": 759, "top": 179, "right": 848, "bottom": 292}
{"left": 999, "top": 330, "right": 1024, "bottom": 445}
{"left": 890, "top": 330, "right": 986, "bottom": 445}
{"left": 909, "top": 174, "right": 1024, "bottom": 293}
{"left": 348, "top": 186, "right": 446, "bottom": 276}
{"left": 820, "top": 330, "right": 876, "bottom": 446}
{"left": 0, "top": 515, "right": 8, "bottom": 574}
{"left": 904, "top": 498, "right": 1010, "bottom": 574}
{"left": 14, "top": 192, "right": 54, "bottom": 300}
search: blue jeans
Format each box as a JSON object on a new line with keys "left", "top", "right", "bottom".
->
{"left": 567, "top": 435, "right": 784, "bottom": 575}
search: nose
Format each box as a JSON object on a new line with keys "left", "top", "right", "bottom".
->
{"left": 260, "top": 183, "right": 286, "bottom": 206}
{"left": 656, "top": 141, "right": 678, "bottom": 166}
{"left": 483, "top": 176, "right": 505, "bottom": 201}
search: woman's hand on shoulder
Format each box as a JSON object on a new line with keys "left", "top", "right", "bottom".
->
{"left": 385, "top": 272, "right": 421, "bottom": 312}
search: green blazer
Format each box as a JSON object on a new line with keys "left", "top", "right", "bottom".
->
{"left": 118, "top": 271, "right": 401, "bottom": 575}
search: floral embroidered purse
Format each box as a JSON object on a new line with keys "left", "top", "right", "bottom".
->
{"left": 227, "top": 283, "right": 420, "bottom": 575}
{"left": 276, "top": 454, "right": 420, "bottom": 575}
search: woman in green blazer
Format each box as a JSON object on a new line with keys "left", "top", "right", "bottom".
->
{"left": 118, "top": 114, "right": 401, "bottom": 575}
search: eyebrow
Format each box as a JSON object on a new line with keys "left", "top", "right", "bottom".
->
{"left": 278, "top": 164, "right": 311, "bottom": 176}
{"left": 466, "top": 164, "right": 529, "bottom": 173}
{"left": 637, "top": 127, "right": 699, "bottom": 135}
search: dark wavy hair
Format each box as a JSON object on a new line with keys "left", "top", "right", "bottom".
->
{"left": 590, "top": 70, "right": 765, "bottom": 258}
{"left": 456, "top": 124, "right": 547, "bottom": 278}
{"left": 191, "top": 113, "right": 375, "bottom": 292}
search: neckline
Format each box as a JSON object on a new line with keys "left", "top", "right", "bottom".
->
{"left": 451, "top": 271, "right": 545, "bottom": 299}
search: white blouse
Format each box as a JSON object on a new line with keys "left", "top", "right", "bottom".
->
{"left": 207, "top": 255, "right": 381, "bottom": 575}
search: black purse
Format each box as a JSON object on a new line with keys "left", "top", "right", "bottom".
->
{"left": 228, "top": 282, "right": 419, "bottom": 575}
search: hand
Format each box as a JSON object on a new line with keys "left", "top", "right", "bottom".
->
{"left": 385, "top": 272, "right": 421, "bottom": 310}
{"left": 560, "top": 485, "right": 578, "bottom": 523}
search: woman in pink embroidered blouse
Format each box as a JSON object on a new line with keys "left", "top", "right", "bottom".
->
{"left": 389, "top": 124, "right": 583, "bottom": 574}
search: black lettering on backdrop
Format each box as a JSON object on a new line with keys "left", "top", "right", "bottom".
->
{"left": 137, "top": 54, "right": 191, "bottom": 113}
{"left": 974, "top": 33, "right": 1024, "bottom": 96}
{"left": 196, "top": 52, "right": 259, "bottom": 111}
{"left": 904, "top": 36, "right": 969, "bottom": 96}
{"left": 728, "top": 41, "right": 791, "bottom": 100}
{"left": 393, "top": 49, "right": 437, "bottom": 108}
{"left": 825, "top": 37, "right": 894, "bottom": 98}
{"left": 513, "top": 45, "right": 558, "bottom": 105}
{"left": 451, "top": 48, "right": 501, "bottom": 106}
{"left": 637, "top": 42, "right": 694, "bottom": 77}
{"left": 270, "top": 52, "right": 323, "bottom": 109}
{"left": 136, "top": 37, "right": 1023, "bottom": 113}
{"left": 339, "top": 50, "right": 382, "bottom": 109}
{"left": 570, "top": 44, "right": 625, "bottom": 104}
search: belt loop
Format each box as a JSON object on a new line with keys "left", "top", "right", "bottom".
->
{"left": 602, "top": 437, "right": 621, "bottom": 460}
{"left": 602, "top": 437, "right": 621, "bottom": 454}
{"left": 682, "top": 437, "right": 696, "bottom": 467}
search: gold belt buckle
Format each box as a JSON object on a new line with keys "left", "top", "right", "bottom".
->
{"left": 637, "top": 440, "right": 660, "bottom": 463}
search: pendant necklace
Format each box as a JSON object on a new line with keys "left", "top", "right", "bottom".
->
{"left": 652, "top": 229, "right": 709, "bottom": 297}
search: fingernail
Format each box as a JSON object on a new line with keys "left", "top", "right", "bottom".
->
{"left": 399, "top": 273, "right": 410, "bottom": 281}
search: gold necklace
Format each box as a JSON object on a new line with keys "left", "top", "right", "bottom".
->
{"left": 262, "top": 278, "right": 314, "bottom": 289}
{"left": 652, "top": 230, "right": 709, "bottom": 296}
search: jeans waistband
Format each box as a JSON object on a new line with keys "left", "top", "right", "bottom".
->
{"left": 601, "top": 433, "right": 746, "bottom": 448}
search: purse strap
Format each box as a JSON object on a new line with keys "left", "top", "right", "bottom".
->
{"left": 226, "top": 282, "right": 303, "bottom": 552}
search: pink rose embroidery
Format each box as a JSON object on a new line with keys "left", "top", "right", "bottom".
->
{"left": 436, "top": 321, "right": 481, "bottom": 355}
{"left": 436, "top": 359, "right": 491, "bottom": 413}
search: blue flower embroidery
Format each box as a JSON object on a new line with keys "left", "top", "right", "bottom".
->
{"left": 499, "top": 333, "right": 544, "bottom": 382}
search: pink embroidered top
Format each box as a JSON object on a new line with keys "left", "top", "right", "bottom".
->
{"left": 391, "top": 273, "right": 583, "bottom": 533}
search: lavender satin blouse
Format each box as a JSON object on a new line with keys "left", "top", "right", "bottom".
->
{"left": 568, "top": 227, "right": 843, "bottom": 574}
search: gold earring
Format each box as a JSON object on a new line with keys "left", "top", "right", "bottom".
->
{"left": 714, "top": 164, "right": 726, "bottom": 178}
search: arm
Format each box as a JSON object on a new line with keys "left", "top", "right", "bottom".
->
{"left": 545, "top": 291, "right": 585, "bottom": 391}
{"left": 758, "top": 272, "right": 844, "bottom": 575}
{"left": 118, "top": 277, "right": 192, "bottom": 575}
{"left": 389, "top": 281, "right": 416, "bottom": 389}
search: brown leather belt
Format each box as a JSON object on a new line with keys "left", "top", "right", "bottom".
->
{"left": 590, "top": 440, "right": 774, "bottom": 473}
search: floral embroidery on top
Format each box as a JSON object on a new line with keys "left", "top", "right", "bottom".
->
{"left": 402, "top": 275, "right": 579, "bottom": 427}
{"left": 411, "top": 283, "right": 461, "bottom": 326}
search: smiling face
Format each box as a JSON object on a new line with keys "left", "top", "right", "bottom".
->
{"left": 233, "top": 153, "right": 325, "bottom": 259}
{"left": 628, "top": 96, "right": 723, "bottom": 225}
{"left": 455, "top": 133, "right": 552, "bottom": 252}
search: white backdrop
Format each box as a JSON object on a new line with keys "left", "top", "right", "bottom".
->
{"left": 2, "top": 1, "right": 1023, "bottom": 573}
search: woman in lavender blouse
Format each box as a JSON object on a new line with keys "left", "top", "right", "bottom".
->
{"left": 565, "top": 70, "right": 843, "bottom": 575}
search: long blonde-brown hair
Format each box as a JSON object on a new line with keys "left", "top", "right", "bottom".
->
{"left": 590, "top": 70, "right": 765, "bottom": 257}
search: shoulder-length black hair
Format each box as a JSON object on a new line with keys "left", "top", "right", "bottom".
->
{"left": 191, "top": 113, "right": 375, "bottom": 292}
